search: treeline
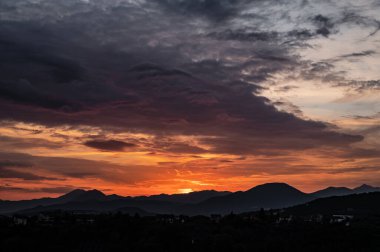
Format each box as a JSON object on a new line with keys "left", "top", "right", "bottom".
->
{"left": 1, "top": 212, "right": 380, "bottom": 252}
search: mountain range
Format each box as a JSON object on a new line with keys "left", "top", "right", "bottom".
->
{"left": 1, "top": 183, "right": 379, "bottom": 215}
{"left": 287, "top": 192, "right": 380, "bottom": 215}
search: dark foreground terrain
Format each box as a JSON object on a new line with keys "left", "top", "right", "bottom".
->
{"left": 1, "top": 210, "right": 380, "bottom": 252}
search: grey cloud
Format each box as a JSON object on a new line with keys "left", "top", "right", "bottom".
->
{"left": 0, "top": 160, "right": 61, "bottom": 181}
{"left": 38, "top": 186, "right": 86, "bottom": 194}
{"left": 0, "top": 160, "right": 32, "bottom": 168}
{"left": 0, "top": 0, "right": 370, "bottom": 157}
{"left": 275, "top": 85, "right": 299, "bottom": 92}
{"left": 0, "top": 185, "right": 85, "bottom": 194}
{"left": 327, "top": 166, "right": 380, "bottom": 174}
{"left": 0, "top": 186, "right": 36, "bottom": 193}
{"left": 313, "top": 14, "right": 335, "bottom": 37}
{"left": 153, "top": 0, "right": 245, "bottom": 22}
{"left": 338, "top": 80, "right": 380, "bottom": 92}
{"left": 0, "top": 135, "right": 62, "bottom": 150}
{"left": 0, "top": 152, "right": 165, "bottom": 184}
{"left": 198, "top": 130, "right": 363, "bottom": 156}
{"left": 341, "top": 50, "right": 376, "bottom": 58}
{"left": 84, "top": 139, "right": 136, "bottom": 151}
{"left": 340, "top": 11, "right": 380, "bottom": 37}
{"left": 209, "top": 27, "right": 330, "bottom": 45}
{"left": 153, "top": 140, "right": 207, "bottom": 154}
{"left": 208, "top": 29, "right": 279, "bottom": 42}
{"left": 0, "top": 79, "right": 79, "bottom": 112}
{"left": 340, "top": 148, "right": 380, "bottom": 159}
{"left": 0, "top": 168, "right": 60, "bottom": 181}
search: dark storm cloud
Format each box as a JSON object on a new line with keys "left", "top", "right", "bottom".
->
{"left": 153, "top": 0, "right": 245, "bottom": 21}
{"left": 0, "top": 0, "right": 370, "bottom": 156}
{"left": 0, "top": 20, "right": 124, "bottom": 112}
{"left": 209, "top": 27, "right": 331, "bottom": 45}
{"left": 84, "top": 140, "right": 136, "bottom": 151}
{"left": 208, "top": 29, "right": 279, "bottom": 42}
{"left": 0, "top": 79, "right": 79, "bottom": 111}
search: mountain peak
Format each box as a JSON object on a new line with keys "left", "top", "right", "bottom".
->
{"left": 76, "top": 189, "right": 106, "bottom": 201}
{"left": 310, "top": 186, "right": 353, "bottom": 198}
{"left": 58, "top": 189, "right": 86, "bottom": 200}
{"left": 245, "top": 182, "right": 307, "bottom": 199}
{"left": 355, "top": 184, "right": 374, "bottom": 190}
{"left": 58, "top": 189, "right": 106, "bottom": 202}
{"left": 248, "top": 182, "right": 296, "bottom": 191}
{"left": 354, "top": 184, "right": 379, "bottom": 194}
{"left": 66, "top": 189, "right": 86, "bottom": 195}
{"left": 86, "top": 189, "right": 105, "bottom": 195}
{"left": 326, "top": 186, "right": 349, "bottom": 190}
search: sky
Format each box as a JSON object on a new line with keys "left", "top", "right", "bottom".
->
{"left": 1, "top": 0, "right": 380, "bottom": 200}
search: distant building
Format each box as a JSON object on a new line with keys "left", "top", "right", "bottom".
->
{"left": 13, "top": 217, "right": 27, "bottom": 226}
{"left": 38, "top": 213, "right": 53, "bottom": 223}
{"left": 276, "top": 215, "right": 293, "bottom": 223}
{"left": 330, "top": 215, "right": 353, "bottom": 224}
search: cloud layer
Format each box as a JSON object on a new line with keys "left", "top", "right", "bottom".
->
{"left": 0, "top": 0, "right": 379, "bottom": 198}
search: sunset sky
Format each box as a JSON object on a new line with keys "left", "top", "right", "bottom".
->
{"left": 1, "top": 0, "right": 380, "bottom": 200}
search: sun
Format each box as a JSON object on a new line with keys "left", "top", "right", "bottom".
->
{"left": 178, "top": 188, "right": 193, "bottom": 194}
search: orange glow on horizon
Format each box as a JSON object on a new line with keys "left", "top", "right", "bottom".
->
{"left": 1, "top": 122, "right": 380, "bottom": 201}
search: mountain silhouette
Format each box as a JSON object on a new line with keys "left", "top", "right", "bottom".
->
{"left": 0, "top": 197, "right": 58, "bottom": 214}
{"left": 2, "top": 182, "right": 380, "bottom": 215}
{"left": 186, "top": 183, "right": 312, "bottom": 214}
{"left": 136, "top": 190, "right": 231, "bottom": 204}
{"left": 311, "top": 184, "right": 380, "bottom": 198}
{"left": 354, "top": 184, "right": 380, "bottom": 194}
{"left": 15, "top": 197, "right": 183, "bottom": 215}
{"left": 311, "top": 187, "right": 353, "bottom": 198}
{"left": 287, "top": 192, "right": 380, "bottom": 215}
{"left": 57, "top": 189, "right": 87, "bottom": 202}
{"left": 114, "top": 206, "right": 153, "bottom": 216}
{"left": 70, "top": 189, "right": 106, "bottom": 201}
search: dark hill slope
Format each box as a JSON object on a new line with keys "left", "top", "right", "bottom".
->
{"left": 287, "top": 192, "right": 380, "bottom": 215}
{"left": 186, "top": 183, "right": 313, "bottom": 215}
